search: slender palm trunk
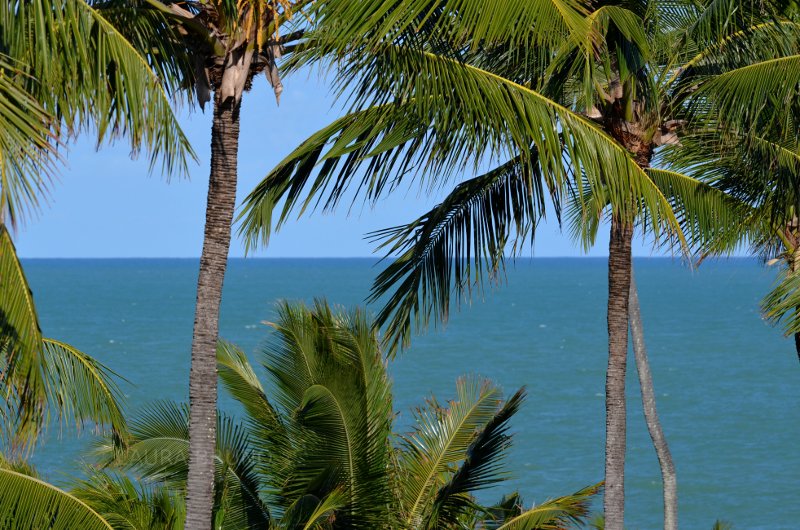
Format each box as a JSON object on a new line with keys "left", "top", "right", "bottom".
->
{"left": 792, "top": 252, "right": 800, "bottom": 363}
{"left": 184, "top": 90, "right": 241, "bottom": 530}
{"left": 629, "top": 271, "right": 677, "bottom": 530}
{"left": 604, "top": 215, "right": 633, "bottom": 530}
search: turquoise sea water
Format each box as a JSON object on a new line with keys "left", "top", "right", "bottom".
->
{"left": 22, "top": 258, "right": 800, "bottom": 529}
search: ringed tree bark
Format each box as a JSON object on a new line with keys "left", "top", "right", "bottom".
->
{"left": 602, "top": 117, "right": 656, "bottom": 530}
{"left": 604, "top": 212, "right": 633, "bottom": 530}
{"left": 184, "top": 88, "right": 241, "bottom": 529}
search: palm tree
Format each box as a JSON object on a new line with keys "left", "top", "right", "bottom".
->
{"left": 238, "top": 2, "right": 796, "bottom": 527}
{"left": 88, "top": 300, "right": 601, "bottom": 529}
{"left": 0, "top": 0, "right": 193, "bottom": 453}
{"left": 93, "top": 2, "right": 308, "bottom": 523}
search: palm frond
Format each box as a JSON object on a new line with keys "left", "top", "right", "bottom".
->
{"left": 97, "top": 401, "right": 270, "bottom": 528}
{"left": 262, "top": 301, "right": 394, "bottom": 525}
{"left": 492, "top": 482, "right": 602, "bottom": 530}
{"left": 237, "top": 102, "right": 426, "bottom": 251}
{"left": 692, "top": 54, "right": 800, "bottom": 133}
{"left": 217, "top": 339, "right": 284, "bottom": 438}
{"left": 564, "top": 181, "right": 606, "bottom": 252}
{"left": 661, "top": 123, "right": 800, "bottom": 259}
{"left": 299, "top": 0, "right": 590, "bottom": 62}
{"left": 241, "top": 41, "right": 688, "bottom": 254}
{"left": 762, "top": 265, "right": 800, "bottom": 336}
{"left": 0, "top": 468, "right": 114, "bottom": 530}
{"left": 426, "top": 388, "right": 526, "bottom": 529}
{"left": 96, "top": 400, "right": 190, "bottom": 482}
{"left": 39, "top": 338, "right": 128, "bottom": 435}
{"left": 0, "top": 56, "right": 58, "bottom": 227}
{"left": 368, "top": 156, "right": 546, "bottom": 352}
{"left": 0, "top": 225, "right": 43, "bottom": 418}
{"left": 72, "top": 471, "right": 186, "bottom": 530}
{"left": 1, "top": 224, "right": 127, "bottom": 450}
{"left": 474, "top": 492, "right": 525, "bottom": 529}
{"left": 397, "top": 376, "right": 504, "bottom": 527}
{"left": 645, "top": 168, "right": 752, "bottom": 256}
{"left": 0, "top": 0, "right": 194, "bottom": 195}
{"left": 301, "top": 489, "right": 347, "bottom": 530}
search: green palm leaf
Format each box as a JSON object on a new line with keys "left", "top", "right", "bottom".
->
{"left": 217, "top": 339, "right": 283, "bottom": 437}
{"left": 0, "top": 467, "right": 114, "bottom": 530}
{"left": 0, "top": 0, "right": 194, "bottom": 221}
{"left": 72, "top": 471, "right": 186, "bottom": 530}
{"left": 39, "top": 338, "right": 127, "bottom": 434}
{"left": 300, "top": 0, "right": 589, "bottom": 59}
{"left": 367, "top": 156, "right": 545, "bottom": 351}
{"left": 262, "top": 301, "right": 393, "bottom": 525}
{"left": 644, "top": 168, "right": 751, "bottom": 255}
{"left": 0, "top": 56, "right": 58, "bottom": 227}
{"left": 693, "top": 54, "right": 800, "bottom": 133}
{"left": 492, "top": 482, "right": 602, "bottom": 530}
{"left": 237, "top": 102, "right": 426, "bottom": 251}
{"left": 1, "top": 222, "right": 128, "bottom": 450}
{"left": 398, "top": 376, "right": 505, "bottom": 527}
{"left": 242, "top": 41, "right": 685, "bottom": 249}
{"left": 0, "top": 224, "right": 43, "bottom": 400}
{"left": 280, "top": 488, "right": 347, "bottom": 530}
{"left": 99, "top": 401, "right": 270, "bottom": 529}
{"left": 426, "top": 388, "right": 526, "bottom": 528}
{"left": 762, "top": 266, "right": 800, "bottom": 336}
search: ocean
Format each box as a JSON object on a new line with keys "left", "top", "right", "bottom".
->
{"left": 22, "top": 258, "right": 800, "bottom": 529}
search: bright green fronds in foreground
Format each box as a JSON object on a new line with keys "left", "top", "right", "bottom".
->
{"left": 0, "top": 225, "right": 127, "bottom": 453}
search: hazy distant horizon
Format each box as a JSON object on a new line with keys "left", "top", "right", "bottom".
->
{"left": 19, "top": 255, "right": 753, "bottom": 261}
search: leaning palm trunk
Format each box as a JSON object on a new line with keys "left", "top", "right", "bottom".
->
{"left": 605, "top": 216, "right": 633, "bottom": 530}
{"left": 185, "top": 90, "right": 241, "bottom": 529}
{"left": 793, "top": 257, "right": 800, "bottom": 363}
{"left": 794, "top": 331, "right": 800, "bottom": 363}
{"left": 629, "top": 271, "right": 677, "bottom": 530}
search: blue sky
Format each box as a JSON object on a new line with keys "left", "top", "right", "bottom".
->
{"left": 16, "top": 70, "right": 664, "bottom": 258}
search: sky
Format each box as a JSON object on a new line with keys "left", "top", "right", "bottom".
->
{"left": 16, "top": 70, "right": 666, "bottom": 259}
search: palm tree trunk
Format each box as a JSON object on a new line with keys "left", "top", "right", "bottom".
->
{"left": 629, "top": 270, "right": 677, "bottom": 530}
{"left": 604, "top": 215, "right": 633, "bottom": 530}
{"left": 184, "top": 90, "right": 241, "bottom": 530}
{"left": 792, "top": 252, "right": 800, "bottom": 363}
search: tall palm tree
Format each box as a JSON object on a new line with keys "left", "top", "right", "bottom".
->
{"left": 238, "top": 2, "right": 796, "bottom": 527}
{"left": 95, "top": 2, "right": 307, "bottom": 523}
{"left": 0, "top": 0, "right": 193, "bottom": 453}
{"left": 89, "top": 300, "right": 601, "bottom": 529}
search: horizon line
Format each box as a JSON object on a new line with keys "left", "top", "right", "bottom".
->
{"left": 18, "top": 255, "right": 752, "bottom": 260}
